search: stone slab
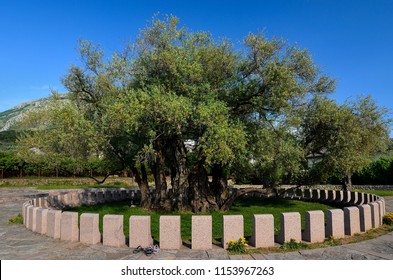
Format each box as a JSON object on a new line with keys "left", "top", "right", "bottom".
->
{"left": 160, "top": 216, "right": 182, "bottom": 250}
{"left": 60, "top": 212, "right": 79, "bottom": 242}
{"left": 278, "top": 212, "right": 301, "bottom": 244}
{"left": 250, "top": 214, "right": 274, "bottom": 248}
{"left": 103, "top": 214, "right": 125, "bottom": 247}
{"left": 80, "top": 213, "right": 101, "bottom": 245}
{"left": 304, "top": 210, "right": 325, "bottom": 243}
{"left": 129, "top": 216, "right": 153, "bottom": 248}
{"left": 326, "top": 209, "right": 345, "bottom": 239}
{"left": 344, "top": 207, "right": 361, "bottom": 236}
{"left": 36, "top": 208, "right": 48, "bottom": 235}
{"left": 369, "top": 202, "right": 380, "bottom": 228}
{"left": 358, "top": 204, "right": 372, "bottom": 232}
{"left": 47, "top": 209, "right": 62, "bottom": 239}
{"left": 192, "top": 216, "right": 212, "bottom": 250}
{"left": 222, "top": 215, "right": 244, "bottom": 249}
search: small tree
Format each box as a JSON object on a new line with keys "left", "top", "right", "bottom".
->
{"left": 301, "top": 96, "right": 391, "bottom": 189}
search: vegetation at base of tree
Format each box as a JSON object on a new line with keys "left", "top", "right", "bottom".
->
{"left": 13, "top": 15, "right": 391, "bottom": 212}
{"left": 71, "top": 197, "right": 336, "bottom": 242}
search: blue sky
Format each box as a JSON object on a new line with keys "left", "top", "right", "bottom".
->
{"left": 1, "top": 0, "right": 392, "bottom": 125}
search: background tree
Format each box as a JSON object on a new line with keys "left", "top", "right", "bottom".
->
{"left": 301, "top": 95, "right": 391, "bottom": 189}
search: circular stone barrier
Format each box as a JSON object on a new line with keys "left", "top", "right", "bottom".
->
{"left": 22, "top": 188, "right": 386, "bottom": 250}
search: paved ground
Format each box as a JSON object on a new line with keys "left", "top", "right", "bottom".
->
{"left": 1, "top": 187, "right": 392, "bottom": 260}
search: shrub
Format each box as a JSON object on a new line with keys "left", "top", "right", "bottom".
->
{"left": 383, "top": 212, "right": 393, "bottom": 226}
{"left": 8, "top": 213, "right": 23, "bottom": 224}
{"left": 280, "top": 239, "right": 308, "bottom": 251}
{"left": 227, "top": 237, "right": 249, "bottom": 254}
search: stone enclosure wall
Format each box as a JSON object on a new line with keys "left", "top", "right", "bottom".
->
{"left": 22, "top": 188, "right": 387, "bottom": 250}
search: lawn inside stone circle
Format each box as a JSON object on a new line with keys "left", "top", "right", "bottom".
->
{"left": 71, "top": 197, "right": 337, "bottom": 244}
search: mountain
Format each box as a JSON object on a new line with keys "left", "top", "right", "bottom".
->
{"left": 0, "top": 98, "right": 49, "bottom": 132}
{"left": 0, "top": 95, "right": 67, "bottom": 152}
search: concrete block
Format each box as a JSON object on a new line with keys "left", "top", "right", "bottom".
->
{"left": 80, "top": 213, "right": 101, "bottom": 245}
{"left": 222, "top": 215, "right": 244, "bottom": 249}
{"left": 327, "top": 190, "right": 336, "bottom": 203}
{"left": 358, "top": 204, "right": 372, "bottom": 232}
{"left": 60, "top": 212, "right": 79, "bottom": 242}
{"left": 326, "top": 209, "right": 345, "bottom": 239}
{"left": 159, "top": 216, "right": 182, "bottom": 249}
{"left": 22, "top": 202, "right": 30, "bottom": 225}
{"left": 343, "top": 191, "right": 351, "bottom": 205}
{"left": 304, "top": 210, "right": 325, "bottom": 243}
{"left": 103, "top": 214, "right": 125, "bottom": 247}
{"left": 26, "top": 205, "right": 33, "bottom": 229}
{"left": 28, "top": 207, "right": 39, "bottom": 232}
{"left": 369, "top": 202, "right": 380, "bottom": 228}
{"left": 303, "top": 189, "right": 312, "bottom": 200}
{"left": 47, "top": 210, "right": 62, "bottom": 239}
{"left": 320, "top": 190, "right": 328, "bottom": 202}
{"left": 36, "top": 208, "right": 48, "bottom": 234}
{"left": 129, "top": 216, "right": 153, "bottom": 248}
{"left": 192, "top": 216, "right": 212, "bottom": 250}
{"left": 377, "top": 200, "right": 384, "bottom": 225}
{"left": 357, "top": 193, "right": 365, "bottom": 205}
{"left": 311, "top": 189, "right": 320, "bottom": 201}
{"left": 334, "top": 191, "right": 344, "bottom": 204}
{"left": 349, "top": 192, "right": 358, "bottom": 205}
{"left": 344, "top": 207, "right": 361, "bottom": 236}
{"left": 278, "top": 212, "right": 301, "bottom": 244}
{"left": 250, "top": 214, "right": 274, "bottom": 248}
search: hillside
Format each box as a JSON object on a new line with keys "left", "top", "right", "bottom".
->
{"left": 0, "top": 95, "right": 67, "bottom": 152}
{"left": 0, "top": 98, "right": 49, "bottom": 132}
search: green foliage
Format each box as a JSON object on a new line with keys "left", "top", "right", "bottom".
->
{"left": 227, "top": 237, "right": 249, "bottom": 254}
{"left": 383, "top": 213, "right": 393, "bottom": 226}
{"left": 280, "top": 239, "right": 309, "bottom": 251}
{"left": 8, "top": 213, "right": 23, "bottom": 224}
{"left": 300, "top": 96, "right": 391, "bottom": 187}
{"left": 353, "top": 157, "right": 393, "bottom": 185}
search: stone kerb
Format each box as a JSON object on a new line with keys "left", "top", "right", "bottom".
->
{"left": 103, "top": 214, "right": 125, "bottom": 247}
{"left": 250, "top": 214, "right": 274, "bottom": 248}
{"left": 278, "top": 212, "right": 301, "bottom": 244}
{"left": 192, "top": 216, "right": 212, "bottom": 250}
{"left": 80, "top": 213, "right": 101, "bottom": 245}
{"left": 222, "top": 215, "right": 244, "bottom": 249}
{"left": 22, "top": 188, "right": 387, "bottom": 252}
{"left": 61, "top": 212, "right": 79, "bottom": 242}
{"left": 344, "top": 207, "right": 361, "bottom": 236}
{"left": 304, "top": 210, "right": 325, "bottom": 243}
{"left": 160, "top": 216, "right": 182, "bottom": 249}
{"left": 129, "top": 216, "right": 153, "bottom": 249}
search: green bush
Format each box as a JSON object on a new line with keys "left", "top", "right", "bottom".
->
{"left": 383, "top": 212, "right": 393, "bottom": 226}
{"left": 8, "top": 213, "right": 23, "bottom": 224}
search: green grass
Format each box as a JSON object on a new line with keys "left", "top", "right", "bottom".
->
{"left": 71, "top": 197, "right": 336, "bottom": 244}
{"left": 355, "top": 190, "right": 393, "bottom": 197}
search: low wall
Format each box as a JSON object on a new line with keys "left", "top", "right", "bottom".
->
{"left": 22, "top": 188, "right": 387, "bottom": 250}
